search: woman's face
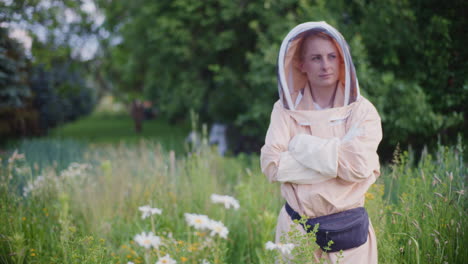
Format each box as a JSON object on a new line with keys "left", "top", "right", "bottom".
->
{"left": 300, "top": 36, "right": 340, "bottom": 90}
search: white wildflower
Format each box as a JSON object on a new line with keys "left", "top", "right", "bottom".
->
{"left": 207, "top": 219, "right": 229, "bottom": 239}
{"left": 185, "top": 213, "right": 229, "bottom": 239}
{"left": 156, "top": 254, "right": 177, "bottom": 264}
{"left": 23, "top": 175, "right": 46, "bottom": 197}
{"left": 210, "top": 194, "right": 240, "bottom": 210}
{"left": 60, "top": 162, "right": 91, "bottom": 179}
{"left": 134, "top": 231, "right": 161, "bottom": 249}
{"left": 200, "top": 259, "right": 210, "bottom": 264}
{"left": 127, "top": 262, "right": 135, "bottom": 264}
{"left": 265, "top": 241, "right": 277, "bottom": 250}
{"left": 184, "top": 213, "right": 211, "bottom": 230}
{"left": 265, "top": 241, "right": 295, "bottom": 255}
{"left": 277, "top": 243, "right": 295, "bottom": 255}
{"left": 139, "top": 205, "right": 163, "bottom": 219}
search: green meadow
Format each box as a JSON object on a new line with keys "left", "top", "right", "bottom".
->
{"left": 0, "top": 115, "right": 466, "bottom": 263}
{"left": 47, "top": 113, "right": 191, "bottom": 154}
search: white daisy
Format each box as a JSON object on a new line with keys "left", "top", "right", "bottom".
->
{"left": 210, "top": 194, "right": 240, "bottom": 210}
{"left": 207, "top": 219, "right": 229, "bottom": 239}
{"left": 277, "top": 243, "right": 295, "bottom": 255}
{"left": 184, "top": 213, "right": 210, "bottom": 230}
{"left": 200, "top": 259, "right": 210, "bottom": 264}
{"left": 139, "top": 205, "right": 163, "bottom": 219}
{"left": 134, "top": 231, "right": 161, "bottom": 249}
{"left": 265, "top": 241, "right": 295, "bottom": 255}
{"left": 265, "top": 241, "right": 277, "bottom": 250}
{"left": 155, "top": 254, "right": 177, "bottom": 264}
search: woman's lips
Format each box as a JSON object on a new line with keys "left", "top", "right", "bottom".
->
{"left": 319, "top": 73, "right": 333, "bottom": 78}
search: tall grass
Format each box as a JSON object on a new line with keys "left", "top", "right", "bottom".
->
{"left": 0, "top": 140, "right": 282, "bottom": 264}
{"left": 0, "top": 138, "right": 466, "bottom": 263}
{"left": 377, "top": 140, "right": 467, "bottom": 264}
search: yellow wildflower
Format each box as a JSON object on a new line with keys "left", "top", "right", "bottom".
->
{"left": 188, "top": 245, "right": 198, "bottom": 252}
{"left": 365, "top": 192, "right": 375, "bottom": 200}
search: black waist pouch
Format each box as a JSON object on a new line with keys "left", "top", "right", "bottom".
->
{"left": 285, "top": 202, "right": 369, "bottom": 252}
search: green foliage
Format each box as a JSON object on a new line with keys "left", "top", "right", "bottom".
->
{"left": 349, "top": 34, "right": 461, "bottom": 156}
{"left": 1, "top": 0, "right": 100, "bottom": 64}
{"left": 30, "top": 64, "right": 96, "bottom": 133}
{"left": 351, "top": 0, "right": 467, "bottom": 154}
{"left": 268, "top": 217, "right": 344, "bottom": 264}
{"left": 0, "top": 27, "right": 41, "bottom": 141}
{"left": 99, "top": 0, "right": 259, "bottom": 123}
{"left": 0, "top": 27, "right": 30, "bottom": 109}
{"left": 0, "top": 1, "right": 98, "bottom": 142}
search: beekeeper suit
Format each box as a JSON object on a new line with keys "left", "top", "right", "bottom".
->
{"left": 261, "top": 22, "right": 382, "bottom": 263}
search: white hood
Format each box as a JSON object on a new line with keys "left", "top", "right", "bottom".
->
{"left": 277, "top": 21, "right": 360, "bottom": 110}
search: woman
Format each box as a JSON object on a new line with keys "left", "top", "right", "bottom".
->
{"left": 261, "top": 21, "right": 382, "bottom": 263}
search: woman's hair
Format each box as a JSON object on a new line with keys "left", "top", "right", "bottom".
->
{"left": 298, "top": 31, "right": 340, "bottom": 60}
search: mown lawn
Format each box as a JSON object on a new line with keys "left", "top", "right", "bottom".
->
{"left": 48, "top": 113, "right": 191, "bottom": 154}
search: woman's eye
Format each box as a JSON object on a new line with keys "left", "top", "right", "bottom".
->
{"left": 311, "top": 57, "right": 320, "bottom": 61}
{"left": 329, "top": 54, "right": 337, "bottom": 59}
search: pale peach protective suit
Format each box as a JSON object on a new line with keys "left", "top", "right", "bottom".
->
{"left": 260, "top": 22, "right": 382, "bottom": 263}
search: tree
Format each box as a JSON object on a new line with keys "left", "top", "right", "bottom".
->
{"left": 0, "top": 0, "right": 98, "bottom": 142}
{"left": 0, "top": 27, "right": 39, "bottom": 141}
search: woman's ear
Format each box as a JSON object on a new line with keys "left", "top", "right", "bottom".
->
{"left": 293, "top": 58, "right": 305, "bottom": 73}
{"left": 299, "top": 62, "right": 305, "bottom": 73}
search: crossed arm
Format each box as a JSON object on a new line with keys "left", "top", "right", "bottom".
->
{"left": 260, "top": 102, "right": 382, "bottom": 184}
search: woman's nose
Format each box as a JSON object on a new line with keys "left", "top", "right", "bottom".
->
{"left": 321, "top": 59, "right": 330, "bottom": 71}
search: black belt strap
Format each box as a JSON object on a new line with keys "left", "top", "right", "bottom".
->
{"left": 285, "top": 202, "right": 301, "bottom": 221}
{"left": 285, "top": 202, "right": 312, "bottom": 231}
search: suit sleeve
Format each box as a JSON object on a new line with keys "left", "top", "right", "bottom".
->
{"left": 260, "top": 103, "right": 336, "bottom": 184}
{"left": 286, "top": 99, "right": 382, "bottom": 183}
{"left": 337, "top": 101, "right": 382, "bottom": 183}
